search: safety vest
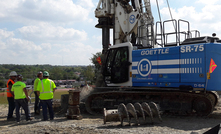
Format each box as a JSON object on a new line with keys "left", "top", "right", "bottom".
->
{"left": 34, "top": 78, "right": 40, "bottom": 91}
{"left": 11, "top": 81, "right": 26, "bottom": 99}
{"left": 6, "top": 79, "right": 15, "bottom": 97}
{"left": 39, "top": 79, "right": 55, "bottom": 100}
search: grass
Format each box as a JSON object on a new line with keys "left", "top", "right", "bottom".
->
{"left": 53, "top": 90, "right": 69, "bottom": 100}
{"left": 0, "top": 90, "right": 69, "bottom": 104}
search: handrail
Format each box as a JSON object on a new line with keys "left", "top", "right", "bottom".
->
{"left": 155, "top": 19, "right": 202, "bottom": 47}
{"left": 163, "top": 19, "right": 178, "bottom": 46}
{"left": 178, "top": 19, "right": 190, "bottom": 44}
{"left": 155, "top": 21, "right": 164, "bottom": 46}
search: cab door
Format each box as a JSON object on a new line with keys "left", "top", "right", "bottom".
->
{"left": 104, "top": 46, "right": 129, "bottom": 84}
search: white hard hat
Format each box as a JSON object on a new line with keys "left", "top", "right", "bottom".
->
{"left": 9, "top": 71, "right": 17, "bottom": 76}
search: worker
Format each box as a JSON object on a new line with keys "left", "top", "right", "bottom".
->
{"left": 33, "top": 71, "right": 43, "bottom": 115}
{"left": 6, "top": 71, "right": 17, "bottom": 121}
{"left": 11, "top": 74, "right": 32, "bottom": 123}
{"left": 37, "top": 71, "right": 56, "bottom": 121}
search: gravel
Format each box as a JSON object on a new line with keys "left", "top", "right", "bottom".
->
{"left": 1, "top": 98, "right": 221, "bottom": 134}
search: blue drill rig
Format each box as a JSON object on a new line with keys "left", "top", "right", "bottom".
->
{"left": 85, "top": 0, "right": 221, "bottom": 116}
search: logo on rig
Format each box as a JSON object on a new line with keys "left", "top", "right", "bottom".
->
{"left": 138, "top": 59, "right": 152, "bottom": 77}
{"left": 129, "top": 15, "right": 136, "bottom": 24}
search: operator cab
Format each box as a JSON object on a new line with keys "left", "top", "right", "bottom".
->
{"left": 103, "top": 42, "right": 133, "bottom": 87}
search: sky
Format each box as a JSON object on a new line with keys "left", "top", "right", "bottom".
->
{"left": 0, "top": 0, "right": 221, "bottom": 65}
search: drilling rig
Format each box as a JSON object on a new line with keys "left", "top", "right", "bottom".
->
{"left": 86, "top": 0, "right": 221, "bottom": 116}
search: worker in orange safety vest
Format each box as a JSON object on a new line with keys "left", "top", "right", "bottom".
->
{"left": 6, "top": 71, "right": 17, "bottom": 121}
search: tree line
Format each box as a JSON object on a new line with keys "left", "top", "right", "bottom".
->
{"left": 0, "top": 52, "right": 102, "bottom": 88}
{"left": 0, "top": 64, "right": 95, "bottom": 88}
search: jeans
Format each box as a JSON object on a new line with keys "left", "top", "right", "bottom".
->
{"left": 15, "top": 99, "right": 31, "bottom": 122}
{"left": 7, "top": 97, "right": 15, "bottom": 119}
{"left": 34, "top": 91, "right": 40, "bottom": 113}
{"left": 40, "top": 99, "right": 54, "bottom": 120}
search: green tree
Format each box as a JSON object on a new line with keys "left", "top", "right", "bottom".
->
{"left": 0, "top": 79, "right": 5, "bottom": 88}
{"left": 50, "top": 67, "right": 63, "bottom": 80}
{"left": 90, "top": 52, "right": 105, "bottom": 86}
{"left": 74, "top": 67, "right": 83, "bottom": 73}
{"left": 0, "top": 64, "right": 86, "bottom": 83}
{"left": 83, "top": 65, "right": 95, "bottom": 82}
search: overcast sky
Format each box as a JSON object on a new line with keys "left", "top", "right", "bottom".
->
{"left": 0, "top": 0, "right": 221, "bottom": 65}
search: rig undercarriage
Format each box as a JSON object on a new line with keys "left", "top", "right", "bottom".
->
{"left": 85, "top": 87, "right": 218, "bottom": 116}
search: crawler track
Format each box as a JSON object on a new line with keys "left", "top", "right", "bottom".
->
{"left": 85, "top": 87, "right": 218, "bottom": 116}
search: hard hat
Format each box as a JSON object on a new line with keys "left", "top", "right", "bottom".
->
{"left": 43, "top": 71, "right": 49, "bottom": 77}
{"left": 37, "top": 71, "right": 43, "bottom": 77}
{"left": 38, "top": 71, "right": 42, "bottom": 74}
{"left": 17, "top": 74, "right": 23, "bottom": 79}
{"left": 9, "top": 71, "right": 17, "bottom": 76}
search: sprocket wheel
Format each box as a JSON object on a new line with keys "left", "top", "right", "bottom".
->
{"left": 193, "top": 97, "right": 213, "bottom": 116}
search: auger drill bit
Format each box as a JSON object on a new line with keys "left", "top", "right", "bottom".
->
{"left": 104, "top": 102, "right": 162, "bottom": 126}
{"left": 134, "top": 102, "right": 145, "bottom": 121}
{"left": 118, "top": 103, "right": 130, "bottom": 126}
{"left": 141, "top": 102, "right": 154, "bottom": 124}
{"left": 149, "top": 102, "right": 162, "bottom": 122}
{"left": 126, "top": 103, "right": 139, "bottom": 125}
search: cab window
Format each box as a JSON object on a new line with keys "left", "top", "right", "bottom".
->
{"left": 104, "top": 47, "right": 129, "bottom": 83}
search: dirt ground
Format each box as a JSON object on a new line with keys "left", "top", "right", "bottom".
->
{"left": 1, "top": 87, "right": 221, "bottom": 134}
{"left": 0, "top": 101, "right": 221, "bottom": 134}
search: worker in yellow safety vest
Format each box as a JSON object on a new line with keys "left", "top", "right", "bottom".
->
{"left": 11, "top": 74, "right": 32, "bottom": 123}
{"left": 36, "top": 71, "right": 56, "bottom": 121}
{"left": 33, "top": 71, "right": 43, "bottom": 115}
{"left": 6, "top": 71, "right": 17, "bottom": 121}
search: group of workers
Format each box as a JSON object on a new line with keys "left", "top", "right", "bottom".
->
{"left": 6, "top": 71, "right": 56, "bottom": 123}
